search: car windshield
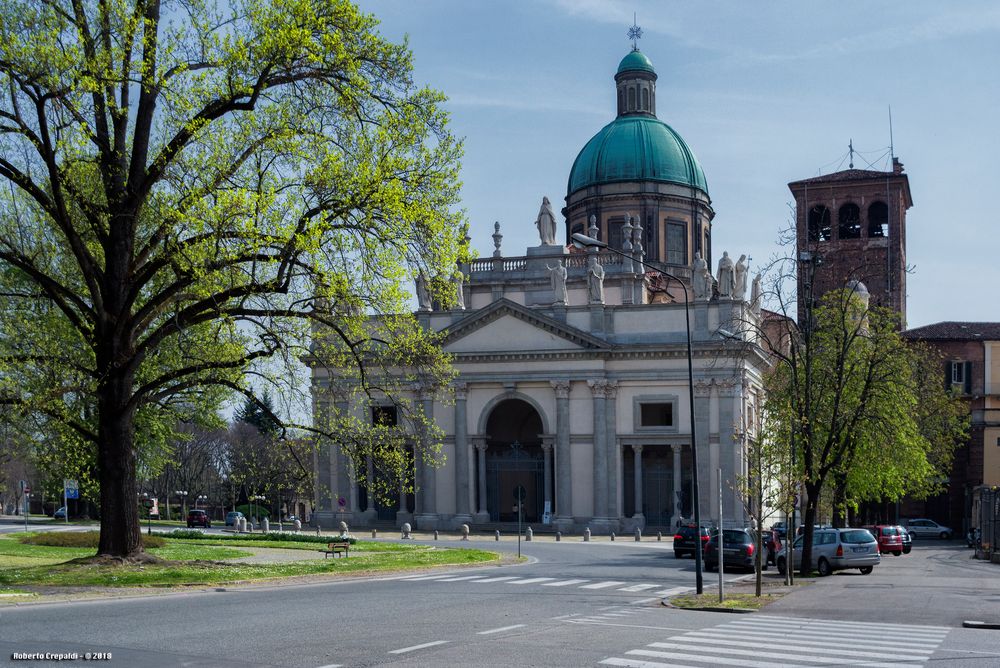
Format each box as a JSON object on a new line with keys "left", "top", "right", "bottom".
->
{"left": 881, "top": 527, "right": 898, "bottom": 536}
{"left": 721, "top": 530, "right": 749, "bottom": 543}
{"left": 841, "top": 529, "right": 875, "bottom": 544}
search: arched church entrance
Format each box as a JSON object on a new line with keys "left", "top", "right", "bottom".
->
{"left": 484, "top": 399, "right": 546, "bottom": 523}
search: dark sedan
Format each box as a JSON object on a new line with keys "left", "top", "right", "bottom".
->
{"left": 672, "top": 525, "right": 710, "bottom": 559}
{"left": 704, "top": 528, "right": 762, "bottom": 572}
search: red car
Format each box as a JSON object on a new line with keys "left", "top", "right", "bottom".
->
{"left": 187, "top": 509, "right": 211, "bottom": 528}
{"left": 866, "top": 525, "right": 903, "bottom": 556}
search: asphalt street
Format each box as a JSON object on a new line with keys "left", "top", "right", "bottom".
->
{"left": 2, "top": 528, "right": 999, "bottom": 667}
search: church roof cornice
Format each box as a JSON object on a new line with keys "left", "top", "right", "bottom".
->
{"left": 441, "top": 298, "right": 613, "bottom": 350}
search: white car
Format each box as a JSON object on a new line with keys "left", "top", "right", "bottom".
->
{"left": 905, "top": 518, "right": 953, "bottom": 539}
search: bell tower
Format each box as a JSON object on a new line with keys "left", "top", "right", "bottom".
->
{"left": 788, "top": 157, "right": 912, "bottom": 327}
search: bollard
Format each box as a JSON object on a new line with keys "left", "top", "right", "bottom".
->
{"left": 315, "top": 525, "right": 321, "bottom": 536}
{"left": 495, "top": 530, "right": 500, "bottom": 541}
{"left": 461, "top": 524, "right": 470, "bottom": 541}
{"left": 263, "top": 518, "right": 270, "bottom": 533}
{"left": 657, "top": 531, "right": 662, "bottom": 541}
{"left": 584, "top": 527, "right": 591, "bottom": 542}
{"left": 340, "top": 521, "right": 349, "bottom": 533}
{"left": 610, "top": 531, "right": 615, "bottom": 542}
{"left": 635, "top": 528, "right": 641, "bottom": 542}
{"left": 434, "top": 530, "right": 439, "bottom": 540}
{"left": 401, "top": 522, "right": 412, "bottom": 539}
{"left": 556, "top": 531, "right": 561, "bottom": 542}
{"left": 526, "top": 527, "right": 533, "bottom": 542}
{"left": 294, "top": 519, "right": 301, "bottom": 532}
{"left": 248, "top": 520, "right": 254, "bottom": 533}
{"left": 371, "top": 528, "right": 377, "bottom": 539}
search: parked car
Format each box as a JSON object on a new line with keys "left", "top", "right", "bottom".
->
{"left": 865, "top": 524, "right": 904, "bottom": 556}
{"left": 672, "top": 524, "right": 711, "bottom": 559}
{"left": 905, "top": 518, "right": 953, "bottom": 539}
{"left": 704, "top": 528, "right": 761, "bottom": 572}
{"left": 186, "top": 509, "right": 211, "bottom": 528}
{"left": 776, "top": 527, "right": 880, "bottom": 576}
{"left": 754, "top": 527, "right": 782, "bottom": 565}
{"left": 53, "top": 506, "right": 67, "bottom": 519}
{"left": 225, "top": 511, "right": 244, "bottom": 527}
{"left": 771, "top": 521, "right": 787, "bottom": 539}
{"left": 897, "top": 526, "right": 912, "bottom": 554}
{"left": 796, "top": 524, "right": 832, "bottom": 537}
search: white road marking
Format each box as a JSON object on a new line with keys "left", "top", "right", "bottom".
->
{"left": 477, "top": 624, "right": 527, "bottom": 635}
{"left": 315, "top": 664, "right": 342, "bottom": 668}
{"left": 473, "top": 576, "right": 521, "bottom": 583}
{"left": 601, "top": 659, "right": 681, "bottom": 668}
{"left": 550, "top": 613, "right": 580, "bottom": 620}
{"left": 617, "top": 583, "right": 660, "bottom": 592}
{"left": 542, "top": 579, "right": 589, "bottom": 587}
{"left": 759, "top": 614, "right": 951, "bottom": 631}
{"left": 388, "top": 640, "right": 449, "bottom": 655}
{"left": 683, "top": 629, "right": 937, "bottom": 651}
{"left": 437, "top": 575, "right": 490, "bottom": 582}
{"left": 400, "top": 574, "right": 454, "bottom": 581}
{"left": 729, "top": 620, "right": 944, "bottom": 643}
{"left": 629, "top": 596, "right": 660, "bottom": 605}
{"left": 645, "top": 643, "right": 922, "bottom": 668}
{"left": 506, "top": 577, "right": 556, "bottom": 585}
{"left": 580, "top": 581, "right": 627, "bottom": 589}
{"left": 673, "top": 635, "right": 932, "bottom": 661}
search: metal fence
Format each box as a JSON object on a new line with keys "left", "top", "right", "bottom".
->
{"left": 973, "top": 485, "right": 999, "bottom": 561}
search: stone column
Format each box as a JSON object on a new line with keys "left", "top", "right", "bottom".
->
{"left": 605, "top": 382, "right": 620, "bottom": 522}
{"left": 453, "top": 383, "right": 473, "bottom": 523}
{"left": 671, "top": 443, "right": 683, "bottom": 527}
{"left": 473, "top": 438, "right": 490, "bottom": 523}
{"left": 541, "top": 441, "right": 553, "bottom": 520}
{"left": 632, "top": 444, "right": 644, "bottom": 519}
{"left": 551, "top": 381, "right": 572, "bottom": 528}
{"left": 396, "top": 469, "right": 411, "bottom": 525}
{"left": 588, "top": 379, "right": 610, "bottom": 527}
{"left": 414, "top": 386, "right": 438, "bottom": 529}
{"left": 694, "top": 380, "right": 712, "bottom": 525}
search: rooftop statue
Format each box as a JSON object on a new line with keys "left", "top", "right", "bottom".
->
{"left": 717, "top": 251, "right": 735, "bottom": 299}
{"left": 588, "top": 255, "right": 605, "bottom": 304}
{"left": 733, "top": 254, "right": 748, "bottom": 300}
{"left": 547, "top": 261, "right": 568, "bottom": 305}
{"left": 535, "top": 196, "right": 559, "bottom": 246}
{"left": 415, "top": 271, "right": 432, "bottom": 311}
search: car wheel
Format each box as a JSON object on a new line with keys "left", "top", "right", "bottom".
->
{"left": 903, "top": 546, "right": 911, "bottom": 554}
{"left": 776, "top": 558, "right": 786, "bottom": 575}
{"left": 817, "top": 558, "right": 832, "bottom": 577}
{"left": 674, "top": 551, "right": 683, "bottom": 559}
{"left": 940, "top": 531, "right": 950, "bottom": 540}
{"left": 859, "top": 566, "right": 873, "bottom": 575}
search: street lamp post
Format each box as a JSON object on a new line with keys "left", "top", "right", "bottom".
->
{"left": 175, "top": 490, "right": 188, "bottom": 520}
{"left": 572, "top": 232, "right": 704, "bottom": 594}
{"left": 195, "top": 494, "right": 207, "bottom": 510}
{"left": 511, "top": 440, "right": 524, "bottom": 559}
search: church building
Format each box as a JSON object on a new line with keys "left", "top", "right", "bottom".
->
{"left": 311, "top": 46, "right": 770, "bottom": 533}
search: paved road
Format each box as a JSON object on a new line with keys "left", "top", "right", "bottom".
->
{"left": 2, "top": 534, "right": 999, "bottom": 667}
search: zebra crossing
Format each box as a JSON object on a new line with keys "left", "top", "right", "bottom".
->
{"left": 395, "top": 572, "right": 691, "bottom": 597}
{"left": 599, "top": 614, "right": 950, "bottom": 667}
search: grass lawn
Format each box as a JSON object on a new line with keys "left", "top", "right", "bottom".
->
{"left": 670, "top": 592, "right": 779, "bottom": 610}
{"left": 0, "top": 532, "right": 499, "bottom": 588}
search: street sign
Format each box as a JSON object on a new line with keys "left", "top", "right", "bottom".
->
{"left": 20, "top": 480, "right": 30, "bottom": 495}
{"left": 64, "top": 479, "right": 79, "bottom": 500}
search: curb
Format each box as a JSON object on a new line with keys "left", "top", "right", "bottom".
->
{"left": 962, "top": 620, "right": 1000, "bottom": 630}
{"left": 661, "top": 600, "right": 757, "bottom": 614}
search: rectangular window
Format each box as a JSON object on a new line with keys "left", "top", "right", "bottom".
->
{"left": 951, "top": 361, "right": 964, "bottom": 385}
{"left": 372, "top": 405, "right": 398, "bottom": 426}
{"left": 666, "top": 221, "right": 686, "bottom": 265}
{"left": 640, "top": 402, "right": 673, "bottom": 427}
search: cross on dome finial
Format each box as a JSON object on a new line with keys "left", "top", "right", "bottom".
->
{"left": 627, "top": 13, "right": 642, "bottom": 51}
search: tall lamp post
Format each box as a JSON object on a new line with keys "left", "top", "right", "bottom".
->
{"left": 572, "top": 232, "right": 704, "bottom": 593}
{"left": 511, "top": 440, "right": 524, "bottom": 559}
{"left": 175, "top": 490, "right": 188, "bottom": 520}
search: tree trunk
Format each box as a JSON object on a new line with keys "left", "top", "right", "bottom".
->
{"left": 96, "top": 370, "right": 143, "bottom": 558}
{"left": 799, "top": 486, "right": 820, "bottom": 577}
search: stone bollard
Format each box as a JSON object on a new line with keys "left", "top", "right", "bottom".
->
{"left": 434, "top": 530, "right": 439, "bottom": 540}
{"left": 340, "top": 521, "right": 349, "bottom": 533}
{"left": 495, "top": 530, "right": 500, "bottom": 541}
{"left": 657, "top": 531, "right": 662, "bottom": 541}
{"left": 610, "top": 531, "right": 615, "bottom": 542}
{"left": 401, "top": 523, "right": 412, "bottom": 539}
{"left": 315, "top": 525, "right": 321, "bottom": 536}
{"left": 584, "top": 527, "right": 591, "bottom": 542}
{"left": 526, "top": 527, "right": 533, "bottom": 542}
{"left": 262, "top": 518, "right": 269, "bottom": 533}
{"left": 248, "top": 520, "right": 254, "bottom": 533}
{"left": 635, "top": 528, "right": 642, "bottom": 541}
{"left": 294, "top": 519, "right": 301, "bottom": 532}
{"left": 371, "top": 529, "right": 377, "bottom": 539}
{"left": 555, "top": 531, "right": 561, "bottom": 542}
{"left": 461, "top": 524, "right": 470, "bottom": 541}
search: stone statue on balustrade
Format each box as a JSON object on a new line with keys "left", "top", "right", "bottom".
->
{"left": 415, "top": 271, "right": 432, "bottom": 311}
{"left": 692, "top": 252, "right": 711, "bottom": 301}
{"left": 587, "top": 255, "right": 605, "bottom": 304}
{"left": 453, "top": 270, "right": 466, "bottom": 310}
{"left": 535, "top": 196, "right": 559, "bottom": 246}
{"left": 546, "top": 260, "right": 568, "bottom": 304}
{"left": 733, "top": 253, "right": 748, "bottom": 300}
{"left": 717, "top": 251, "right": 735, "bottom": 298}
{"left": 750, "top": 272, "right": 762, "bottom": 315}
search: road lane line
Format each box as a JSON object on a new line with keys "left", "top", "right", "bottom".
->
{"left": 683, "top": 629, "right": 937, "bottom": 652}
{"left": 758, "top": 614, "right": 952, "bottom": 631}
{"left": 315, "top": 664, "right": 342, "bottom": 668}
{"left": 645, "top": 643, "right": 922, "bottom": 668}
{"left": 474, "top": 576, "right": 521, "bottom": 583}
{"left": 673, "top": 635, "right": 932, "bottom": 660}
{"left": 542, "top": 579, "right": 589, "bottom": 587}
{"left": 437, "top": 575, "right": 490, "bottom": 582}
{"left": 601, "top": 659, "right": 680, "bottom": 668}
{"left": 506, "top": 577, "right": 556, "bottom": 585}
{"left": 401, "top": 574, "right": 455, "bottom": 581}
{"left": 629, "top": 596, "right": 660, "bottom": 605}
{"left": 477, "top": 624, "right": 526, "bottom": 635}
{"left": 617, "top": 583, "right": 660, "bottom": 592}
{"left": 388, "top": 640, "right": 449, "bottom": 655}
{"left": 580, "top": 581, "right": 627, "bottom": 589}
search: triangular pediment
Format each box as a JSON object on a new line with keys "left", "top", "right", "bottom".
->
{"left": 442, "top": 299, "right": 610, "bottom": 353}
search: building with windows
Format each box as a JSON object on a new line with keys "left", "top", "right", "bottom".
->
{"left": 310, "top": 47, "right": 770, "bottom": 533}
{"left": 901, "top": 322, "right": 1000, "bottom": 531}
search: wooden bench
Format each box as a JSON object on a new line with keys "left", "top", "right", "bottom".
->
{"left": 321, "top": 541, "right": 350, "bottom": 558}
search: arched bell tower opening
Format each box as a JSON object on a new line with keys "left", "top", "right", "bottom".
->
{"left": 483, "top": 399, "right": 547, "bottom": 523}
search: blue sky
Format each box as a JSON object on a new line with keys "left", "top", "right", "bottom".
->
{"left": 358, "top": 0, "right": 1000, "bottom": 328}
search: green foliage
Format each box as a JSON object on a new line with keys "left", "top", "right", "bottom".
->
{"left": 235, "top": 392, "right": 280, "bottom": 435}
{"left": 18, "top": 531, "right": 165, "bottom": 549}
{"left": 0, "top": 0, "right": 466, "bottom": 555}
{"left": 235, "top": 504, "right": 271, "bottom": 520}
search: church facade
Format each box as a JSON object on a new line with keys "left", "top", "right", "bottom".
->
{"left": 311, "top": 48, "right": 770, "bottom": 533}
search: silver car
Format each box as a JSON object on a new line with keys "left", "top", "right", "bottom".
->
{"left": 905, "top": 518, "right": 953, "bottom": 539}
{"left": 776, "top": 528, "right": 881, "bottom": 576}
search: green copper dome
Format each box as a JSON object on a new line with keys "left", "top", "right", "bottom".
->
{"left": 567, "top": 115, "right": 709, "bottom": 195}
{"left": 617, "top": 49, "right": 655, "bottom": 75}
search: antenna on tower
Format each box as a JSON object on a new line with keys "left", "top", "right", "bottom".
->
{"left": 848, "top": 139, "right": 854, "bottom": 169}
{"left": 888, "top": 104, "right": 895, "bottom": 162}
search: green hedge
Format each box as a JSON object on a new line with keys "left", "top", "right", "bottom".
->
{"left": 235, "top": 504, "right": 270, "bottom": 520}
{"left": 159, "top": 529, "right": 355, "bottom": 545}
{"left": 19, "top": 530, "right": 166, "bottom": 549}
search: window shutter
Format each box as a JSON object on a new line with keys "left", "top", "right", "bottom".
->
{"left": 964, "top": 361, "right": 973, "bottom": 394}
